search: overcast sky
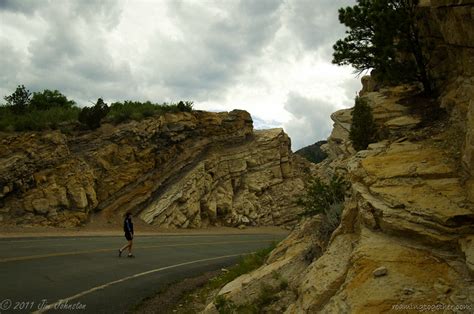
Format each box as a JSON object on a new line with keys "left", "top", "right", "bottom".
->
{"left": 0, "top": 0, "right": 359, "bottom": 150}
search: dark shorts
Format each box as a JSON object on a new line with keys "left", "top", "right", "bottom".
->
{"left": 125, "top": 232, "right": 133, "bottom": 241}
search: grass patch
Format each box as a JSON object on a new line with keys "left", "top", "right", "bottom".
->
{"left": 207, "top": 243, "right": 276, "bottom": 291}
{"left": 107, "top": 101, "right": 193, "bottom": 124}
{"left": 0, "top": 105, "right": 80, "bottom": 131}
{"left": 168, "top": 242, "right": 277, "bottom": 313}
{"left": 214, "top": 282, "right": 284, "bottom": 314}
{"left": 0, "top": 99, "right": 194, "bottom": 132}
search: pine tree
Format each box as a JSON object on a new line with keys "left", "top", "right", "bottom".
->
{"left": 78, "top": 98, "right": 110, "bottom": 130}
{"left": 333, "top": 0, "right": 432, "bottom": 94}
{"left": 350, "top": 97, "right": 377, "bottom": 151}
{"left": 3, "top": 85, "right": 31, "bottom": 114}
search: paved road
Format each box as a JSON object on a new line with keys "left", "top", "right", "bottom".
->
{"left": 0, "top": 233, "right": 285, "bottom": 313}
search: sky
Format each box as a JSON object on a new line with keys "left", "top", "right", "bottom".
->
{"left": 0, "top": 0, "right": 359, "bottom": 150}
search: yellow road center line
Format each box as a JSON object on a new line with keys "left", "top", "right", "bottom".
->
{"left": 0, "top": 240, "right": 270, "bottom": 263}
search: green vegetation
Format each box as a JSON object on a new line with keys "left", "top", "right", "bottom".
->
{"left": 30, "top": 89, "right": 76, "bottom": 110}
{"left": 207, "top": 243, "right": 276, "bottom": 291}
{"left": 0, "top": 106, "right": 80, "bottom": 132}
{"left": 168, "top": 243, "right": 277, "bottom": 313}
{"left": 332, "top": 0, "right": 433, "bottom": 94}
{"left": 295, "top": 140, "right": 328, "bottom": 164}
{"left": 78, "top": 98, "right": 110, "bottom": 130}
{"left": 3, "top": 85, "right": 31, "bottom": 114}
{"left": 215, "top": 282, "right": 284, "bottom": 314}
{"left": 108, "top": 100, "right": 193, "bottom": 124}
{"left": 349, "top": 96, "right": 377, "bottom": 151}
{"left": 298, "top": 175, "right": 347, "bottom": 217}
{"left": 1, "top": 86, "right": 80, "bottom": 131}
{"left": 1, "top": 85, "right": 194, "bottom": 132}
{"left": 298, "top": 175, "right": 348, "bottom": 244}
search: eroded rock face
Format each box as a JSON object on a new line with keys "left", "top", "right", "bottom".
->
{"left": 139, "top": 129, "right": 307, "bottom": 228}
{"left": 205, "top": 83, "right": 474, "bottom": 313}
{"left": 0, "top": 110, "right": 311, "bottom": 227}
{"left": 421, "top": 0, "right": 474, "bottom": 181}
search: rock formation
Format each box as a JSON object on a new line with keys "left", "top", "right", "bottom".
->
{"left": 0, "top": 110, "right": 312, "bottom": 228}
{"left": 203, "top": 2, "right": 474, "bottom": 312}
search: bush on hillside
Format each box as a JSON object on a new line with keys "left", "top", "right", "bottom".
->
{"left": 298, "top": 175, "right": 348, "bottom": 244}
{"left": 108, "top": 100, "right": 194, "bottom": 124}
{"left": 3, "top": 85, "right": 31, "bottom": 114}
{"left": 177, "top": 100, "right": 193, "bottom": 112}
{"left": 1, "top": 84, "right": 196, "bottom": 132}
{"left": 78, "top": 98, "right": 110, "bottom": 130}
{"left": 0, "top": 104, "right": 80, "bottom": 132}
{"left": 295, "top": 141, "right": 328, "bottom": 164}
{"left": 349, "top": 96, "right": 377, "bottom": 151}
{"left": 0, "top": 87, "right": 80, "bottom": 132}
{"left": 30, "top": 89, "right": 76, "bottom": 110}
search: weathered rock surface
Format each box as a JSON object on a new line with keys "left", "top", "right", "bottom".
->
{"left": 0, "top": 110, "right": 312, "bottom": 227}
{"left": 420, "top": 0, "right": 474, "bottom": 186}
{"left": 205, "top": 39, "right": 474, "bottom": 313}
{"left": 139, "top": 128, "right": 307, "bottom": 228}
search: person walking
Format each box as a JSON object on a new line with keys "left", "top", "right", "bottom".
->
{"left": 119, "top": 212, "right": 135, "bottom": 258}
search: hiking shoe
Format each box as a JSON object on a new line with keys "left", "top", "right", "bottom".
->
{"left": 127, "top": 254, "right": 135, "bottom": 258}
{"left": 118, "top": 249, "right": 122, "bottom": 257}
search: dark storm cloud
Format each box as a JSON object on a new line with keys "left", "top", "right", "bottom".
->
{"left": 1, "top": 0, "right": 134, "bottom": 105}
{"left": 144, "top": 0, "right": 284, "bottom": 101}
{"left": 0, "top": 0, "right": 42, "bottom": 15}
{"left": 1, "top": 0, "right": 360, "bottom": 149}
{"left": 285, "top": 0, "right": 354, "bottom": 58}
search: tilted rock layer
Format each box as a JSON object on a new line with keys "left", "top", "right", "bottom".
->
{"left": 0, "top": 110, "right": 311, "bottom": 228}
{"left": 204, "top": 3, "right": 474, "bottom": 312}
{"left": 205, "top": 86, "right": 474, "bottom": 314}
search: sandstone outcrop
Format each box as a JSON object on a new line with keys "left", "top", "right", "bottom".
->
{"left": 420, "top": 0, "right": 474, "bottom": 200}
{"left": 0, "top": 110, "right": 311, "bottom": 228}
{"left": 204, "top": 5, "right": 474, "bottom": 307}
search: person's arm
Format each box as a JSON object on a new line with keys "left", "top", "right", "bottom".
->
{"left": 126, "top": 218, "right": 133, "bottom": 234}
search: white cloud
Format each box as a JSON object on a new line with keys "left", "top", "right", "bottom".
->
{"left": 0, "top": 0, "right": 359, "bottom": 150}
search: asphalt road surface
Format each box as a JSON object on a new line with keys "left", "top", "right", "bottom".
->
{"left": 0, "top": 232, "right": 286, "bottom": 314}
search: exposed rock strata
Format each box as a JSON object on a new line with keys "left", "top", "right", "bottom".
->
{"left": 420, "top": 0, "right": 474, "bottom": 198}
{"left": 204, "top": 82, "right": 474, "bottom": 313}
{"left": 0, "top": 110, "right": 310, "bottom": 228}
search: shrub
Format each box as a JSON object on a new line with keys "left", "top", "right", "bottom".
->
{"left": 107, "top": 100, "right": 194, "bottom": 124}
{"left": 298, "top": 175, "right": 348, "bottom": 244}
{"left": 30, "top": 89, "right": 75, "bottom": 110}
{"left": 78, "top": 98, "right": 110, "bottom": 130}
{"left": 298, "top": 175, "right": 347, "bottom": 217}
{"left": 177, "top": 100, "right": 193, "bottom": 112}
{"left": 349, "top": 96, "right": 377, "bottom": 151}
{"left": 0, "top": 105, "right": 80, "bottom": 132}
{"left": 215, "top": 295, "right": 237, "bottom": 314}
{"left": 3, "top": 85, "right": 31, "bottom": 114}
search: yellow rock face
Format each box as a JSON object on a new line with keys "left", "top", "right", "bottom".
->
{"left": 203, "top": 3, "right": 474, "bottom": 312}
{"left": 0, "top": 110, "right": 311, "bottom": 228}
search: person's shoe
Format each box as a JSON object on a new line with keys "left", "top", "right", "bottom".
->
{"left": 127, "top": 254, "right": 135, "bottom": 258}
{"left": 118, "top": 249, "right": 122, "bottom": 257}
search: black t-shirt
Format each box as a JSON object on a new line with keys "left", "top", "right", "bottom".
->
{"left": 124, "top": 217, "right": 134, "bottom": 234}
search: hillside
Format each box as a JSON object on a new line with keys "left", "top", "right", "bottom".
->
{"left": 202, "top": 1, "right": 474, "bottom": 312}
{"left": 0, "top": 110, "right": 314, "bottom": 229}
{"left": 294, "top": 140, "right": 328, "bottom": 164}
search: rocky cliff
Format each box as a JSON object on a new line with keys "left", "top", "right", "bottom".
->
{"left": 0, "top": 110, "right": 311, "bottom": 228}
{"left": 203, "top": 2, "right": 474, "bottom": 312}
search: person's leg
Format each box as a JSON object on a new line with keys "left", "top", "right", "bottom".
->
{"left": 120, "top": 243, "right": 130, "bottom": 252}
{"left": 128, "top": 239, "right": 133, "bottom": 255}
